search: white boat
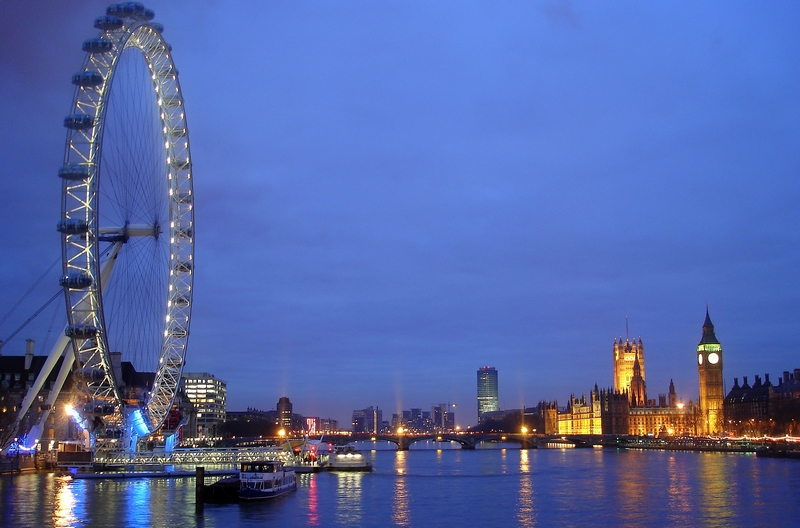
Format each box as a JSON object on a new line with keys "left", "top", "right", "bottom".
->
{"left": 238, "top": 460, "right": 297, "bottom": 500}
{"left": 326, "top": 444, "right": 372, "bottom": 472}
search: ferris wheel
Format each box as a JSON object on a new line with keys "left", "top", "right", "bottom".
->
{"left": 59, "top": 3, "right": 193, "bottom": 446}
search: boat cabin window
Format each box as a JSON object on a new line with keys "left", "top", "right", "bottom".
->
{"left": 242, "top": 463, "right": 277, "bottom": 473}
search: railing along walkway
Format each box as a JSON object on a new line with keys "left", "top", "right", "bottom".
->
{"left": 93, "top": 446, "right": 286, "bottom": 466}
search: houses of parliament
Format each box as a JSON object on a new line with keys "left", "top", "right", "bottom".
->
{"left": 538, "top": 310, "right": 800, "bottom": 437}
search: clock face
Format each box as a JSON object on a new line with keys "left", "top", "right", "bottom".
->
{"left": 698, "top": 354, "right": 703, "bottom": 365}
{"left": 708, "top": 352, "right": 720, "bottom": 365}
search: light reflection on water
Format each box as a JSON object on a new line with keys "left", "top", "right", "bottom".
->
{"left": 2, "top": 450, "right": 798, "bottom": 527}
{"left": 306, "top": 473, "right": 319, "bottom": 526}
{"left": 54, "top": 476, "right": 78, "bottom": 528}
{"left": 516, "top": 449, "right": 535, "bottom": 527}
{"left": 333, "top": 471, "right": 363, "bottom": 526}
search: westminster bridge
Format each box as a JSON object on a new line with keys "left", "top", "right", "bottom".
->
{"left": 329, "top": 432, "right": 601, "bottom": 450}
{"left": 87, "top": 434, "right": 603, "bottom": 466}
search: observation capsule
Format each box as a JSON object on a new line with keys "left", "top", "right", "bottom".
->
{"left": 82, "top": 38, "right": 114, "bottom": 54}
{"left": 106, "top": 2, "right": 143, "bottom": 18}
{"left": 169, "top": 326, "right": 188, "bottom": 338}
{"left": 153, "top": 65, "right": 176, "bottom": 77}
{"left": 150, "top": 22, "right": 164, "bottom": 33}
{"left": 65, "top": 324, "right": 99, "bottom": 339}
{"left": 64, "top": 114, "right": 94, "bottom": 130}
{"left": 60, "top": 273, "right": 93, "bottom": 289}
{"left": 57, "top": 218, "right": 89, "bottom": 235}
{"left": 84, "top": 402, "right": 116, "bottom": 415}
{"left": 59, "top": 164, "right": 90, "bottom": 181}
{"left": 93, "top": 15, "right": 124, "bottom": 31}
{"left": 73, "top": 367, "right": 106, "bottom": 381}
{"left": 170, "top": 294, "right": 190, "bottom": 306}
{"left": 173, "top": 261, "right": 192, "bottom": 272}
{"left": 72, "top": 71, "right": 104, "bottom": 87}
{"left": 161, "top": 96, "right": 181, "bottom": 107}
{"left": 174, "top": 226, "right": 193, "bottom": 238}
{"left": 174, "top": 192, "right": 192, "bottom": 204}
{"left": 170, "top": 158, "right": 189, "bottom": 171}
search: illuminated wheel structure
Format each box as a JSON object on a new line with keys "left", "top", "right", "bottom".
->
{"left": 59, "top": 3, "right": 193, "bottom": 450}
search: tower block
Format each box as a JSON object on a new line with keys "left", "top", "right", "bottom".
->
{"left": 697, "top": 309, "right": 724, "bottom": 435}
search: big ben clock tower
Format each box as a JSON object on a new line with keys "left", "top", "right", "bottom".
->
{"left": 697, "top": 308, "right": 724, "bottom": 435}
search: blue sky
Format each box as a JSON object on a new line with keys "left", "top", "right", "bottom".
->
{"left": 1, "top": 1, "right": 799, "bottom": 428}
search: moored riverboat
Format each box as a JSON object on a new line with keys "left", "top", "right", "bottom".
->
{"left": 756, "top": 442, "right": 800, "bottom": 460}
{"left": 203, "top": 475, "right": 240, "bottom": 502}
{"left": 238, "top": 461, "right": 297, "bottom": 500}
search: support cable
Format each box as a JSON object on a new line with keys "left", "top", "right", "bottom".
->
{"left": 0, "top": 255, "right": 60, "bottom": 328}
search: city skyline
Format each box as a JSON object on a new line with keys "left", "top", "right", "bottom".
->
{"left": 1, "top": 2, "right": 800, "bottom": 428}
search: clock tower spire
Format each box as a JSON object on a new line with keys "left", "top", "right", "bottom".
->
{"left": 697, "top": 308, "right": 724, "bottom": 435}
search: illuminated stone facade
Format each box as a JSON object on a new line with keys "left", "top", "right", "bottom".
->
{"left": 557, "top": 389, "right": 603, "bottom": 435}
{"left": 697, "top": 310, "right": 724, "bottom": 435}
{"left": 628, "top": 402, "right": 695, "bottom": 436}
{"left": 551, "top": 381, "right": 696, "bottom": 437}
{"left": 614, "top": 335, "right": 645, "bottom": 399}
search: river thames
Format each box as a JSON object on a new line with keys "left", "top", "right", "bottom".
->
{"left": 1, "top": 446, "right": 798, "bottom": 527}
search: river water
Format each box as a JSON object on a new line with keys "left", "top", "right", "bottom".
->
{"left": 1, "top": 446, "right": 798, "bottom": 527}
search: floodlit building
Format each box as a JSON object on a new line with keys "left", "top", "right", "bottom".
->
{"left": 181, "top": 372, "right": 226, "bottom": 438}
{"left": 613, "top": 331, "right": 646, "bottom": 400}
{"left": 697, "top": 310, "right": 725, "bottom": 435}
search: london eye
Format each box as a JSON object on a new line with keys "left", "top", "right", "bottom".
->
{"left": 58, "top": 2, "right": 193, "bottom": 449}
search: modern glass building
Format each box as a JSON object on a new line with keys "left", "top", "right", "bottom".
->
{"left": 181, "top": 372, "right": 227, "bottom": 438}
{"left": 477, "top": 366, "right": 499, "bottom": 420}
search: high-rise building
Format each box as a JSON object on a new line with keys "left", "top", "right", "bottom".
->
{"left": 697, "top": 309, "right": 724, "bottom": 435}
{"left": 477, "top": 366, "right": 499, "bottom": 420}
{"left": 276, "top": 397, "right": 293, "bottom": 429}
{"left": 431, "top": 403, "right": 456, "bottom": 432}
{"left": 181, "top": 372, "right": 227, "bottom": 438}
{"left": 351, "top": 406, "right": 382, "bottom": 433}
{"left": 613, "top": 332, "right": 645, "bottom": 399}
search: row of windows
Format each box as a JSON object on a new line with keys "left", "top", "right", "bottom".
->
{"left": 1, "top": 373, "right": 35, "bottom": 381}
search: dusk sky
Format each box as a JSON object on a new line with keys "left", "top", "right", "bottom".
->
{"left": 1, "top": 1, "right": 799, "bottom": 428}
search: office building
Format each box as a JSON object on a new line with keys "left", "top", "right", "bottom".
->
{"left": 276, "top": 397, "right": 293, "bottom": 429}
{"left": 181, "top": 372, "right": 227, "bottom": 438}
{"left": 352, "top": 406, "right": 382, "bottom": 434}
{"left": 477, "top": 366, "right": 499, "bottom": 420}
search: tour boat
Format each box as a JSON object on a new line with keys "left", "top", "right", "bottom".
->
{"left": 326, "top": 444, "right": 372, "bottom": 472}
{"left": 238, "top": 461, "right": 297, "bottom": 500}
